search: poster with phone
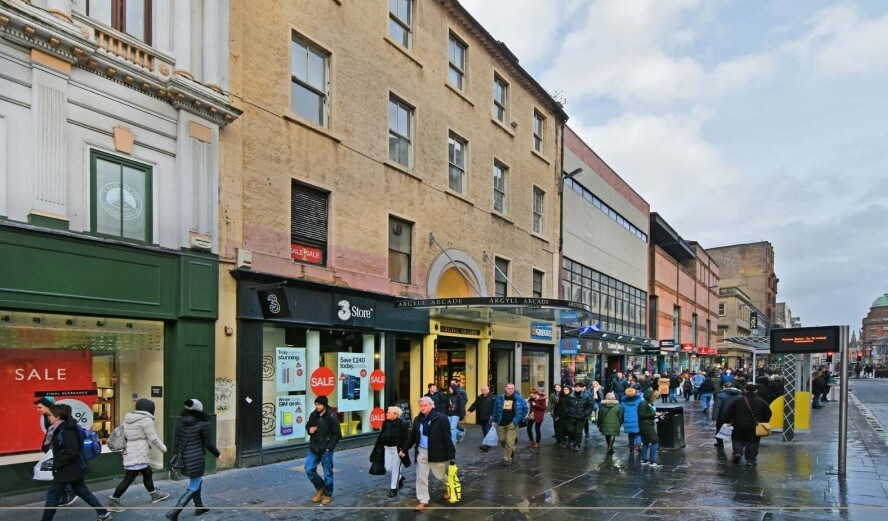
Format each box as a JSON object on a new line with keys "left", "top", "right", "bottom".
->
{"left": 275, "top": 395, "right": 306, "bottom": 441}
{"left": 276, "top": 347, "right": 306, "bottom": 393}
{"left": 337, "top": 353, "right": 369, "bottom": 412}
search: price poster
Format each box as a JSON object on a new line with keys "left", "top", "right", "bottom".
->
{"left": 275, "top": 395, "right": 306, "bottom": 441}
{"left": 276, "top": 347, "right": 306, "bottom": 392}
{"left": 337, "top": 353, "right": 370, "bottom": 412}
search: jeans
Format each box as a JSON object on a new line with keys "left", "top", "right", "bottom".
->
{"left": 305, "top": 450, "right": 334, "bottom": 496}
{"left": 448, "top": 415, "right": 460, "bottom": 444}
{"left": 701, "top": 393, "right": 713, "bottom": 410}
{"left": 41, "top": 479, "right": 108, "bottom": 521}
{"left": 641, "top": 441, "right": 659, "bottom": 463}
{"left": 627, "top": 432, "right": 641, "bottom": 447}
{"left": 113, "top": 466, "right": 155, "bottom": 498}
{"left": 668, "top": 389, "right": 678, "bottom": 402}
{"left": 188, "top": 476, "right": 203, "bottom": 492}
{"left": 526, "top": 420, "right": 542, "bottom": 443}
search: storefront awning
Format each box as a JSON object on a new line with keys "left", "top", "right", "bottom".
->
{"left": 724, "top": 335, "right": 771, "bottom": 353}
{"left": 394, "top": 297, "right": 595, "bottom": 326}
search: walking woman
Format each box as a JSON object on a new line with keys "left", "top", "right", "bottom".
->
{"left": 165, "top": 398, "right": 220, "bottom": 520}
{"left": 553, "top": 385, "right": 574, "bottom": 446}
{"left": 547, "top": 384, "right": 561, "bottom": 440}
{"left": 597, "top": 392, "right": 623, "bottom": 453}
{"left": 108, "top": 399, "right": 170, "bottom": 512}
{"left": 370, "top": 406, "right": 410, "bottom": 497}
{"left": 638, "top": 390, "right": 661, "bottom": 467}
{"left": 40, "top": 404, "right": 113, "bottom": 521}
{"left": 620, "top": 388, "right": 642, "bottom": 452}
{"left": 525, "top": 388, "right": 546, "bottom": 448}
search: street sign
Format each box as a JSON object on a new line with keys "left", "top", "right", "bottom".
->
{"left": 770, "top": 326, "right": 840, "bottom": 354}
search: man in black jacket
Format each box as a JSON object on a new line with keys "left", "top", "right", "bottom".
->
{"left": 468, "top": 385, "right": 495, "bottom": 451}
{"left": 305, "top": 395, "right": 341, "bottom": 505}
{"left": 723, "top": 384, "right": 772, "bottom": 466}
{"left": 401, "top": 396, "right": 455, "bottom": 511}
{"left": 712, "top": 381, "right": 743, "bottom": 447}
{"left": 424, "top": 383, "right": 446, "bottom": 414}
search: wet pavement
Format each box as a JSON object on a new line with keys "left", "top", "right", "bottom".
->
{"left": 3, "top": 380, "right": 887, "bottom": 520}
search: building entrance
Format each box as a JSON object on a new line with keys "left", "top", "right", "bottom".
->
{"left": 436, "top": 340, "right": 469, "bottom": 391}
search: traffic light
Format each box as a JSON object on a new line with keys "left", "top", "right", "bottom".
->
{"left": 857, "top": 352, "right": 863, "bottom": 362}
{"left": 826, "top": 352, "right": 833, "bottom": 363}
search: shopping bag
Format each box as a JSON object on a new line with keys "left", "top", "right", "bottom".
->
{"left": 482, "top": 427, "right": 498, "bottom": 447}
{"left": 446, "top": 464, "right": 461, "bottom": 503}
{"left": 33, "top": 450, "right": 54, "bottom": 481}
{"left": 755, "top": 422, "right": 771, "bottom": 437}
{"left": 715, "top": 424, "right": 733, "bottom": 441}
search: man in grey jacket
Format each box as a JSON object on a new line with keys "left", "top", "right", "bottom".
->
{"left": 712, "top": 381, "right": 743, "bottom": 447}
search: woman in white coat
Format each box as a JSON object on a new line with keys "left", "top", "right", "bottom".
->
{"left": 107, "top": 398, "right": 170, "bottom": 511}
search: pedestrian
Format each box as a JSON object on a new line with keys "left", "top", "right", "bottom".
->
{"left": 108, "top": 398, "right": 170, "bottom": 512}
{"left": 424, "top": 383, "right": 446, "bottom": 414}
{"left": 597, "top": 392, "right": 623, "bottom": 453}
{"left": 401, "top": 396, "right": 455, "bottom": 511}
{"left": 611, "top": 372, "right": 629, "bottom": 402}
{"left": 570, "top": 382, "right": 594, "bottom": 451}
{"left": 723, "top": 384, "right": 772, "bottom": 466}
{"left": 303, "top": 395, "right": 341, "bottom": 506}
{"left": 525, "top": 388, "right": 546, "bottom": 448}
{"left": 490, "top": 383, "right": 528, "bottom": 466}
{"left": 699, "top": 377, "right": 716, "bottom": 414}
{"left": 668, "top": 371, "right": 680, "bottom": 403}
{"left": 449, "top": 379, "right": 468, "bottom": 439}
{"left": 370, "top": 406, "right": 409, "bottom": 498}
{"left": 546, "top": 384, "right": 562, "bottom": 441}
{"left": 692, "top": 371, "right": 705, "bottom": 401}
{"left": 468, "top": 385, "right": 495, "bottom": 451}
{"left": 811, "top": 370, "right": 825, "bottom": 409}
{"left": 681, "top": 373, "right": 693, "bottom": 401}
{"left": 590, "top": 381, "right": 605, "bottom": 404}
{"left": 553, "top": 385, "right": 574, "bottom": 446}
{"left": 638, "top": 390, "right": 661, "bottom": 467}
{"left": 712, "top": 381, "right": 742, "bottom": 447}
{"left": 35, "top": 397, "right": 77, "bottom": 508}
{"left": 39, "top": 404, "right": 113, "bottom": 521}
{"left": 620, "top": 388, "right": 642, "bottom": 452}
{"left": 657, "top": 376, "right": 670, "bottom": 404}
{"left": 446, "top": 383, "right": 466, "bottom": 445}
{"left": 579, "top": 382, "right": 595, "bottom": 440}
{"left": 165, "top": 398, "right": 220, "bottom": 520}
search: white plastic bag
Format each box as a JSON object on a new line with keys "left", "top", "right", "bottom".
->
{"left": 33, "top": 450, "right": 54, "bottom": 481}
{"left": 716, "top": 424, "right": 734, "bottom": 441}
{"left": 482, "top": 427, "right": 498, "bottom": 447}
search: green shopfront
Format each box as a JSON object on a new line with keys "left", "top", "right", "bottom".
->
{"left": 0, "top": 223, "right": 218, "bottom": 498}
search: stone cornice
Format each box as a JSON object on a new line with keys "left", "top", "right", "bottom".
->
{"left": 0, "top": 0, "right": 241, "bottom": 126}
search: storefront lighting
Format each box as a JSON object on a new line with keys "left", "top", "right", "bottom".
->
{"left": 617, "top": 335, "right": 623, "bottom": 340}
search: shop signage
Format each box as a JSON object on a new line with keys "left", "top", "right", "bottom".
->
{"left": 275, "top": 395, "right": 306, "bottom": 441}
{"left": 258, "top": 288, "right": 291, "bottom": 319}
{"left": 579, "top": 338, "right": 634, "bottom": 355}
{"left": 309, "top": 366, "right": 336, "bottom": 396}
{"left": 337, "top": 353, "right": 370, "bottom": 412}
{"left": 560, "top": 338, "right": 578, "bottom": 355}
{"left": 530, "top": 322, "right": 553, "bottom": 341}
{"left": 290, "top": 242, "right": 324, "bottom": 265}
{"left": 749, "top": 310, "right": 758, "bottom": 331}
{"left": 440, "top": 326, "right": 481, "bottom": 336}
{"left": 696, "top": 346, "right": 717, "bottom": 355}
{"left": 333, "top": 294, "right": 375, "bottom": 327}
{"left": 659, "top": 339, "right": 676, "bottom": 349}
{"left": 275, "top": 347, "right": 306, "bottom": 392}
{"left": 370, "top": 407, "right": 386, "bottom": 429}
{"left": 680, "top": 343, "right": 695, "bottom": 353}
{"left": 151, "top": 386, "right": 163, "bottom": 397}
{"left": 770, "top": 326, "right": 840, "bottom": 354}
{"left": 370, "top": 369, "right": 386, "bottom": 391}
{"left": 395, "top": 297, "right": 592, "bottom": 313}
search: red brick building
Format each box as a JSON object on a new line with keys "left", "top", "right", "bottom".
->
{"left": 861, "top": 293, "right": 888, "bottom": 364}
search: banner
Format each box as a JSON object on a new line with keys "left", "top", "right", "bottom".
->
{"left": 275, "top": 347, "right": 306, "bottom": 392}
{"left": 337, "top": 353, "right": 370, "bottom": 412}
{"left": 275, "top": 395, "right": 306, "bottom": 441}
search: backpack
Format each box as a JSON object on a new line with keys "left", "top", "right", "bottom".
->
{"left": 76, "top": 425, "right": 102, "bottom": 461}
{"left": 107, "top": 425, "right": 127, "bottom": 452}
{"left": 683, "top": 379, "right": 693, "bottom": 391}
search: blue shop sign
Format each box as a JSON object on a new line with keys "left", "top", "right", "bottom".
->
{"left": 560, "top": 338, "right": 578, "bottom": 355}
{"left": 530, "top": 322, "right": 554, "bottom": 341}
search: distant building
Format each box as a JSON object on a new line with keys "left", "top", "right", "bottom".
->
{"left": 708, "top": 241, "right": 779, "bottom": 326}
{"left": 861, "top": 293, "right": 888, "bottom": 364}
{"left": 716, "top": 286, "right": 765, "bottom": 369}
{"left": 774, "top": 302, "right": 798, "bottom": 328}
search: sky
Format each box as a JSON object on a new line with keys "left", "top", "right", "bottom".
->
{"left": 462, "top": 0, "right": 888, "bottom": 333}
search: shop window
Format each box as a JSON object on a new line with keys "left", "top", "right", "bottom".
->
{"left": 87, "top": 0, "right": 152, "bottom": 44}
{"left": 520, "top": 350, "right": 549, "bottom": 397}
{"left": 290, "top": 182, "right": 328, "bottom": 266}
{"left": 388, "top": 216, "right": 412, "bottom": 283}
{"left": 494, "top": 257, "right": 509, "bottom": 297}
{"left": 90, "top": 150, "right": 152, "bottom": 244}
{"left": 0, "top": 310, "right": 164, "bottom": 458}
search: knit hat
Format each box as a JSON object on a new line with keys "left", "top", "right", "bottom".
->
{"left": 136, "top": 398, "right": 156, "bottom": 415}
{"left": 745, "top": 384, "right": 758, "bottom": 393}
{"left": 33, "top": 397, "right": 55, "bottom": 408}
{"left": 643, "top": 389, "right": 654, "bottom": 402}
{"left": 625, "top": 388, "right": 637, "bottom": 397}
{"left": 184, "top": 398, "right": 203, "bottom": 412}
{"left": 314, "top": 395, "right": 329, "bottom": 407}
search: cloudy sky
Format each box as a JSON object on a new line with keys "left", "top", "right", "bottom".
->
{"left": 463, "top": 0, "right": 888, "bottom": 333}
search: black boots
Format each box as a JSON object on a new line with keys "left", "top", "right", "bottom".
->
{"left": 193, "top": 486, "right": 209, "bottom": 516}
{"left": 165, "top": 489, "right": 197, "bottom": 520}
{"left": 388, "top": 488, "right": 397, "bottom": 498}
{"left": 605, "top": 436, "right": 615, "bottom": 453}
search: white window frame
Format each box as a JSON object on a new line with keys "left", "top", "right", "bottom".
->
{"left": 494, "top": 256, "right": 510, "bottom": 297}
{"left": 718, "top": 302, "right": 725, "bottom": 316}
{"left": 493, "top": 74, "right": 508, "bottom": 123}
{"left": 388, "top": 0, "right": 413, "bottom": 48}
{"left": 532, "top": 185, "right": 545, "bottom": 234}
{"left": 388, "top": 95, "right": 413, "bottom": 167}
{"left": 492, "top": 160, "right": 508, "bottom": 214}
{"left": 448, "top": 33, "right": 467, "bottom": 91}
{"left": 532, "top": 110, "right": 545, "bottom": 152}
{"left": 291, "top": 34, "right": 330, "bottom": 126}
{"left": 448, "top": 132, "right": 467, "bottom": 194}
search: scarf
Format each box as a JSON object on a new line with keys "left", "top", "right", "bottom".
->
{"left": 43, "top": 419, "right": 61, "bottom": 452}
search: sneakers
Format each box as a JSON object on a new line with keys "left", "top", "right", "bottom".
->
{"left": 641, "top": 460, "right": 649, "bottom": 465}
{"left": 97, "top": 513, "right": 114, "bottom": 521}
{"left": 107, "top": 497, "right": 126, "bottom": 512}
{"left": 150, "top": 490, "right": 171, "bottom": 503}
{"left": 61, "top": 495, "right": 79, "bottom": 507}
{"left": 479, "top": 445, "right": 490, "bottom": 452}
{"left": 746, "top": 461, "right": 757, "bottom": 467}
{"left": 649, "top": 462, "right": 662, "bottom": 468}
{"left": 388, "top": 488, "right": 397, "bottom": 498}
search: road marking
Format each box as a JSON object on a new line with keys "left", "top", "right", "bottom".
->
{"left": 849, "top": 392, "right": 888, "bottom": 450}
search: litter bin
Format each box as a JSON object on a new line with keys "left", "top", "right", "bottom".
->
{"left": 656, "top": 403, "right": 685, "bottom": 449}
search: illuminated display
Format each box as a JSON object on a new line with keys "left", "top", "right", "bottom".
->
{"left": 770, "top": 326, "right": 840, "bottom": 354}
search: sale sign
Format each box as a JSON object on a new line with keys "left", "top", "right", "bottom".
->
{"left": 310, "top": 366, "right": 336, "bottom": 396}
{"left": 337, "top": 353, "right": 370, "bottom": 412}
{"left": 370, "top": 369, "right": 386, "bottom": 391}
{"left": 370, "top": 407, "right": 386, "bottom": 429}
{"left": 275, "top": 395, "right": 306, "bottom": 441}
{"left": 275, "top": 347, "right": 306, "bottom": 392}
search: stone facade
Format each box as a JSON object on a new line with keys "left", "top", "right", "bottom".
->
{"left": 861, "top": 293, "right": 888, "bottom": 364}
{"left": 708, "top": 241, "right": 779, "bottom": 326}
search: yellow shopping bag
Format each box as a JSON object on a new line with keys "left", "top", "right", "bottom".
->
{"left": 446, "top": 463, "right": 461, "bottom": 503}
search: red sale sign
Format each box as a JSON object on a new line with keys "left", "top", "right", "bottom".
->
{"left": 370, "top": 407, "right": 386, "bottom": 429}
{"left": 310, "top": 366, "right": 336, "bottom": 396}
{"left": 370, "top": 369, "right": 386, "bottom": 391}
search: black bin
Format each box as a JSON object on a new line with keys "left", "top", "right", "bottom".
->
{"left": 655, "top": 404, "right": 685, "bottom": 449}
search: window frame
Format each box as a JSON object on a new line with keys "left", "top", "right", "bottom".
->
{"left": 388, "top": 216, "right": 412, "bottom": 283}
{"left": 448, "top": 32, "right": 467, "bottom": 91}
{"left": 718, "top": 302, "right": 725, "bottom": 316}
{"left": 532, "top": 269, "right": 544, "bottom": 298}
{"left": 532, "top": 185, "right": 545, "bottom": 234}
{"left": 291, "top": 34, "right": 330, "bottom": 127}
{"left": 492, "top": 74, "right": 508, "bottom": 123}
{"left": 448, "top": 131, "right": 467, "bottom": 194}
{"left": 388, "top": 0, "right": 413, "bottom": 48}
{"left": 290, "top": 181, "right": 329, "bottom": 267}
{"left": 492, "top": 160, "right": 508, "bottom": 215}
{"left": 388, "top": 94, "right": 414, "bottom": 168}
{"left": 532, "top": 110, "right": 545, "bottom": 153}
{"left": 87, "top": 0, "right": 153, "bottom": 45}
{"left": 89, "top": 149, "right": 153, "bottom": 244}
{"left": 494, "top": 256, "right": 509, "bottom": 298}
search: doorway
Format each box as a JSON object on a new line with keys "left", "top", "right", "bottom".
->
{"left": 489, "top": 348, "right": 514, "bottom": 394}
{"left": 436, "top": 340, "right": 467, "bottom": 391}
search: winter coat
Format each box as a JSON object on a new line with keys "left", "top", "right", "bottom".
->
{"left": 553, "top": 392, "right": 575, "bottom": 422}
{"left": 370, "top": 419, "right": 409, "bottom": 464}
{"left": 425, "top": 391, "right": 446, "bottom": 414}
{"left": 724, "top": 393, "right": 772, "bottom": 438}
{"left": 172, "top": 410, "right": 220, "bottom": 478}
{"left": 712, "top": 387, "right": 743, "bottom": 422}
{"left": 446, "top": 392, "right": 466, "bottom": 420}
{"left": 491, "top": 392, "right": 529, "bottom": 427}
{"left": 812, "top": 376, "right": 826, "bottom": 396}
{"left": 122, "top": 410, "right": 166, "bottom": 467}
{"left": 612, "top": 377, "right": 629, "bottom": 394}
{"left": 657, "top": 378, "right": 670, "bottom": 396}
{"left": 699, "top": 380, "right": 716, "bottom": 395}
{"left": 468, "top": 392, "right": 495, "bottom": 423}
{"left": 620, "top": 395, "right": 642, "bottom": 434}
{"left": 404, "top": 411, "right": 455, "bottom": 463}
{"left": 597, "top": 400, "right": 623, "bottom": 436}
{"left": 51, "top": 417, "right": 86, "bottom": 483}
{"left": 547, "top": 392, "right": 559, "bottom": 414}
{"left": 591, "top": 386, "right": 605, "bottom": 403}
{"left": 637, "top": 400, "right": 659, "bottom": 444}
{"left": 712, "top": 376, "right": 723, "bottom": 394}
{"left": 528, "top": 397, "right": 547, "bottom": 422}
{"left": 307, "top": 408, "right": 342, "bottom": 454}
{"left": 571, "top": 392, "right": 595, "bottom": 422}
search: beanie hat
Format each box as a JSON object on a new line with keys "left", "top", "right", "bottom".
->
{"left": 314, "top": 395, "right": 329, "bottom": 407}
{"left": 745, "top": 384, "right": 758, "bottom": 393}
{"left": 136, "top": 398, "right": 156, "bottom": 415}
{"left": 643, "top": 389, "right": 654, "bottom": 402}
{"left": 34, "top": 397, "right": 55, "bottom": 408}
{"left": 184, "top": 398, "right": 203, "bottom": 412}
{"left": 625, "top": 388, "right": 637, "bottom": 397}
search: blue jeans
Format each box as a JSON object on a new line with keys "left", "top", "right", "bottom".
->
{"left": 642, "top": 441, "right": 659, "bottom": 463}
{"left": 305, "top": 450, "right": 334, "bottom": 496}
{"left": 188, "top": 476, "right": 203, "bottom": 492}
{"left": 41, "top": 479, "right": 108, "bottom": 521}
{"left": 627, "top": 432, "right": 640, "bottom": 447}
{"left": 668, "top": 389, "right": 678, "bottom": 402}
{"left": 448, "top": 415, "right": 460, "bottom": 444}
{"left": 701, "top": 393, "right": 713, "bottom": 410}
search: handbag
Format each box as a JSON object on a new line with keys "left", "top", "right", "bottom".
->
{"left": 169, "top": 428, "right": 193, "bottom": 470}
{"left": 33, "top": 450, "right": 54, "bottom": 481}
{"left": 743, "top": 397, "right": 771, "bottom": 437}
{"left": 446, "top": 463, "right": 461, "bottom": 503}
{"left": 369, "top": 457, "right": 386, "bottom": 475}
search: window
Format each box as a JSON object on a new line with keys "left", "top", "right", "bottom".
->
{"left": 718, "top": 302, "right": 725, "bottom": 316}
{"left": 388, "top": 96, "right": 413, "bottom": 167}
{"left": 563, "top": 177, "right": 648, "bottom": 242}
{"left": 673, "top": 307, "right": 680, "bottom": 342}
{"left": 492, "top": 161, "right": 508, "bottom": 214}
{"left": 388, "top": 217, "right": 412, "bottom": 283}
{"left": 560, "top": 257, "right": 647, "bottom": 336}
{"left": 532, "top": 110, "right": 545, "bottom": 152}
{"left": 532, "top": 186, "right": 545, "bottom": 234}
{"left": 90, "top": 151, "right": 152, "bottom": 243}
{"left": 492, "top": 75, "right": 508, "bottom": 123}
{"left": 448, "top": 34, "right": 467, "bottom": 90}
{"left": 448, "top": 132, "right": 467, "bottom": 194}
{"left": 290, "top": 182, "right": 328, "bottom": 266}
{"left": 388, "top": 0, "right": 412, "bottom": 48}
{"left": 291, "top": 36, "right": 329, "bottom": 126}
{"left": 494, "top": 257, "right": 509, "bottom": 297}
{"left": 87, "top": 0, "right": 152, "bottom": 44}
{"left": 692, "top": 313, "right": 698, "bottom": 346}
{"left": 532, "top": 270, "right": 544, "bottom": 298}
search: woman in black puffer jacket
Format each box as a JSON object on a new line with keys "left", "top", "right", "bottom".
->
{"left": 165, "top": 399, "right": 220, "bottom": 520}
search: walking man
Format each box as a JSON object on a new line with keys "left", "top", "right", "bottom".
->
{"left": 35, "top": 397, "right": 77, "bottom": 508}
{"left": 424, "top": 383, "right": 446, "bottom": 414}
{"left": 401, "top": 397, "right": 455, "bottom": 511}
{"left": 490, "top": 383, "right": 528, "bottom": 466}
{"left": 305, "top": 396, "right": 341, "bottom": 506}
{"left": 712, "top": 381, "right": 742, "bottom": 447}
{"left": 468, "top": 385, "right": 495, "bottom": 451}
{"left": 723, "top": 384, "right": 772, "bottom": 466}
